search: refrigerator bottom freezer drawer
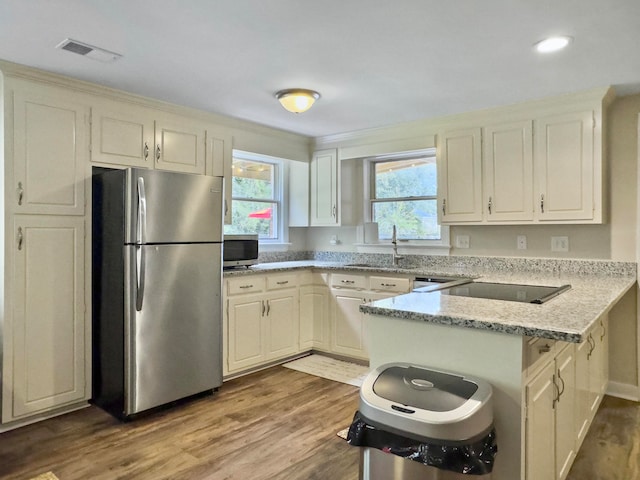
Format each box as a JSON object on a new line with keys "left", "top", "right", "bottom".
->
{"left": 124, "top": 243, "right": 222, "bottom": 415}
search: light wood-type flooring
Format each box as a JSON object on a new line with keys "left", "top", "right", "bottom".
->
{"left": 0, "top": 366, "right": 638, "bottom": 480}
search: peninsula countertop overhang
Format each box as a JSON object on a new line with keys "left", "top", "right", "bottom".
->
{"left": 360, "top": 273, "right": 636, "bottom": 343}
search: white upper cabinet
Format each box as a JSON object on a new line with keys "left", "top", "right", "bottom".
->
{"left": 437, "top": 90, "right": 608, "bottom": 225}
{"left": 12, "top": 85, "right": 87, "bottom": 215}
{"left": 310, "top": 149, "right": 339, "bottom": 226}
{"left": 483, "top": 120, "right": 534, "bottom": 222}
{"left": 535, "top": 111, "right": 595, "bottom": 222}
{"left": 91, "top": 100, "right": 207, "bottom": 175}
{"left": 91, "top": 102, "right": 155, "bottom": 167}
{"left": 205, "top": 127, "right": 233, "bottom": 224}
{"left": 154, "top": 114, "right": 206, "bottom": 175}
{"left": 438, "top": 127, "right": 483, "bottom": 223}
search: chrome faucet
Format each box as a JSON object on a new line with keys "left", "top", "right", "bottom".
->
{"left": 391, "top": 225, "right": 405, "bottom": 266}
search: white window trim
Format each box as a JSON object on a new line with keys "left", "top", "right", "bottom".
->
{"left": 360, "top": 148, "right": 450, "bottom": 254}
{"left": 231, "top": 150, "right": 289, "bottom": 247}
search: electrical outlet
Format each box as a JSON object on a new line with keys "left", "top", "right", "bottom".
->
{"left": 517, "top": 235, "right": 527, "bottom": 250}
{"left": 455, "top": 235, "right": 470, "bottom": 249}
{"left": 551, "top": 236, "right": 569, "bottom": 252}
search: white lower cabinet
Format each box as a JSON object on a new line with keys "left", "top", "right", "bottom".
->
{"left": 575, "top": 315, "right": 609, "bottom": 448}
{"left": 525, "top": 343, "right": 575, "bottom": 480}
{"left": 331, "top": 292, "right": 368, "bottom": 359}
{"left": 330, "top": 273, "right": 411, "bottom": 361}
{"left": 3, "top": 216, "right": 86, "bottom": 422}
{"left": 227, "top": 293, "right": 265, "bottom": 373}
{"left": 299, "top": 284, "right": 331, "bottom": 352}
{"left": 223, "top": 269, "right": 411, "bottom": 376}
{"left": 225, "top": 273, "right": 299, "bottom": 375}
{"left": 525, "top": 325, "right": 607, "bottom": 480}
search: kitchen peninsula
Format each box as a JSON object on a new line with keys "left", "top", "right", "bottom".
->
{"left": 360, "top": 270, "right": 635, "bottom": 480}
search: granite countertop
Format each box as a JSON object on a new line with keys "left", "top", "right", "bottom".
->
{"left": 361, "top": 272, "right": 636, "bottom": 343}
{"left": 223, "top": 260, "right": 636, "bottom": 343}
{"left": 222, "top": 260, "right": 427, "bottom": 276}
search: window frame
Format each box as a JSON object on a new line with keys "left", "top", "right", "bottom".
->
{"left": 365, "top": 148, "right": 450, "bottom": 247}
{"left": 227, "top": 149, "right": 288, "bottom": 245}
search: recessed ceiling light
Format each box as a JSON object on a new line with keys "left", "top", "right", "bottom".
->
{"left": 534, "top": 36, "right": 573, "bottom": 53}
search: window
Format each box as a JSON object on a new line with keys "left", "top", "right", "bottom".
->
{"left": 224, "top": 150, "right": 285, "bottom": 242}
{"left": 369, "top": 149, "right": 440, "bottom": 241}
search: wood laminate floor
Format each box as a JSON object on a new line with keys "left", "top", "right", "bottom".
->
{"left": 0, "top": 366, "right": 638, "bottom": 480}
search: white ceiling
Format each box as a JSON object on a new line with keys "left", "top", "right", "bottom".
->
{"left": 1, "top": 0, "right": 639, "bottom": 138}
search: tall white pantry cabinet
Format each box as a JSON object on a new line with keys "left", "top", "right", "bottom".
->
{"left": 2, "top": 79, "right": 89, "bottom": 423}
{"left": 1, "top": 66, "right": 234, "bottom": 427}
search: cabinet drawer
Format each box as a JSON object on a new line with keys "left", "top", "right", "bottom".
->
{"left": 369, "top": 276, "right": 410, "bottom": 293}
{"left": 331, "top": 273, "right": 368, "bottom": 290}
{"left": 266, "top": 273, "right": 298, "bottom": 291}
{"left": 525, "top": 337, "right": 556, "bottom": 377}
{"left": 227, "top": 276, "right": 265, "bottom": 295}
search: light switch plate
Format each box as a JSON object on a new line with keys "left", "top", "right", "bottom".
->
{"left": 455, "top": 235, "right": 470, "bottom": 249}
{"left": 551, "top": 236, "right": 569, "bottom": 252}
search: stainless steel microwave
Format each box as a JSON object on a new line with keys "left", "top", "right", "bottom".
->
{"left": 223, "top": 235, "right": 259, "bottom": 268}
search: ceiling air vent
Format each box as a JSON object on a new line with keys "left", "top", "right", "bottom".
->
{"left": 56, "top": 38, "right": 122, "bottom": 63}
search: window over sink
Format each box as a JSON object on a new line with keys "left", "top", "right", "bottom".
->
{"left": 368, "top": 148, "right": 443, "bottom": 242}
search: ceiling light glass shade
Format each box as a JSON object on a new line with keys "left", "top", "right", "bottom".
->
{"left": 275, "top": 89, "right": 320, "bottom": 113}
{"left": 534, "top": 36, "right": 573, "bottom": 53}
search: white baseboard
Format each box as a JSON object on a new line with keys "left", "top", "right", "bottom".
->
{"left": 607, "top": 381, "right": 640, "bottom": 401}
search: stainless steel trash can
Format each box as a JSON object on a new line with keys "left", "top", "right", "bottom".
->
{"left": 349, "top": 362, "right": 496, "bottom": 480}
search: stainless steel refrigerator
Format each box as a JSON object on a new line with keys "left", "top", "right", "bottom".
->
{"left": 92, "top": 167, "right": 223, "bottom": 420}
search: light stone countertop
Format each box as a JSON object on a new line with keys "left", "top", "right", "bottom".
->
{"left": 223, "top": 260, "right": 636, "bottom": 343}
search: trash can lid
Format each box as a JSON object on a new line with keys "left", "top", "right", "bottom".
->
{"left": 372, "top": 365, "right": 478, "bottom": 412}
{"left": 359, "top": 363, "right": 493, "bottom": 442}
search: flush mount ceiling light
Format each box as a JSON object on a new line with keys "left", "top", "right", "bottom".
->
{"left": 275, "top": 88, "right": 320, "bottom": 113}
{"left": 534, "top": 36, "right": 573, "bottom": 53}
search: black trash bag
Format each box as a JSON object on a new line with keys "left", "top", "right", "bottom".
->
{"left": 347, "top": 411, "right": 497, "bottom": 475}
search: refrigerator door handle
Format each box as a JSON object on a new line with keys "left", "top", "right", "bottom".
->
{"left": 136, "top": 245, "right": 146, "bottom": 311}
{"left": 137, "top": 176, "right": 147, "bottom": 244}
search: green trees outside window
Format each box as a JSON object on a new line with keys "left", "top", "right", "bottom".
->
{"left": 372, "top": 156, "right": 440, "bottom": 240}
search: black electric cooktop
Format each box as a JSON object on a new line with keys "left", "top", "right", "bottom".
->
{"left": 439, "top": 282, "right": 571, "bottom": 304}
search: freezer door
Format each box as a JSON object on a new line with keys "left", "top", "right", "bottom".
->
{"left": 125, "top": 168, "right": 223, "bottom": 244}
{"left": 124, "top": 243, "right": 222, "bottom": 415}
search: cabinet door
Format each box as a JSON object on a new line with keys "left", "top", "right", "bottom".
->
{"left": 299, "top": 285, "right": 330, "bottom": 351}
{"left": 265, "top": 290, "right": 299, "bottom": 361}
{"left": 13, "top": 88, "right": 87, "bottom": 215}
{"left": 206, "top": 127, "right": 233, "bottom": 224}
{"left": 227, "top": 294, "right": 265, "bottom": 372}
{"left": 483, "top": 121, "right": 534, "bottom": 222}
{"left": 154, "top": 115, "right": 206, "bottom": 175}
{"left": 7, "top": 216, "right": 86, "bottom": 420}
{"left": 91, "top": 103, "right": 155, "bottom": 167}
{"left": 574, "top": 337, "right": 591, "bottom": 447}
{"left": 555, "top": 345, "right": 576, "bottom": 480}
{"left": 438, "top": 127, "right": 482, "bottom": 223}
{"left": 331, "top": 291, "right": 367, "bottom": 359}
{"left": 310, "top": 149, "right": 339, "bottom": 226}
{"left": 589, "top": 317, "right": 608, "bottom": 418}
{"left": 525, "top": 361, "right": 556, "bottom": 480}
{"left": 535, "top": 111, "right": 594, "bottom": 221}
